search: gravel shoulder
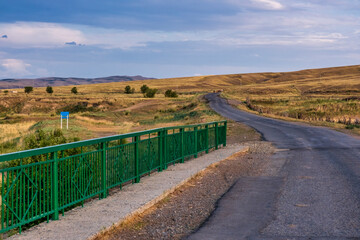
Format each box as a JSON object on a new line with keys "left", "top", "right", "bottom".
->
{"left": 94, "top": 140, "right": 276, "bottom": 240}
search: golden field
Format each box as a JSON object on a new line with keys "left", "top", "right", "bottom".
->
{"left": 1, "top": 64, "right": 359, "bottom": 153}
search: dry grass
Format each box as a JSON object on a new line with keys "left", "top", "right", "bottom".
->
{"left": 0, "top": 121, "right": 36, "bottom": 144}
{"left": 0, "top": 64, "right": 359, "bottom": 153}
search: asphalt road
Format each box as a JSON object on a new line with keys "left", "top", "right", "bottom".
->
{"left": 188, "top": 93, "right": 360, "bottom": 240}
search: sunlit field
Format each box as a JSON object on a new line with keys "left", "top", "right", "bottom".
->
{"left": 1, "top": 65, "right": 359, "bottom": 153}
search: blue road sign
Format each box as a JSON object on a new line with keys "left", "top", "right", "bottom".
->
{"left": 60, "top": 112, "right": 69, "bottom": 119}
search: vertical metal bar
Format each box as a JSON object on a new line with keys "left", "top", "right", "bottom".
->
{"left": 134, "top": 136, "right": 140, "bottom": 183}
{"left": 163, "top": 130, "right": 168, "bottom": 170}
{"left": 35, "top": 165, "right": 38, "bottom": 218}
{"left": 1, "top": 170, "right": 4, "bottom": 231}
{"left": 30, "top": 166, "right": 33, "bottom": 219}
{"left": 205, "top": 125, "right": 209, "bottom": 154}
{"left": 101, "top": 142, "right": 107, "bottom": 199}
{"left": 158, "top": 131, "right": 163, "bottom": 172}
{"left": 180, "top": 128, "right": 185, "bottom": 163}
{"left": 52, "top": 152, "right": 59, "bottom": 220}
{"left": 47, "top": 163, "right": 50, "bottom": 223}
{"left": 224, "top": 121, "right": 227, "bottom": 147}
{"left": 215, "top": 122, "right": 219, "bottom": 149}
{"left": 194, "top": 126, "right": 198, "bottom": 158}
{"left": 9, "top": 171, "right": 13, "bottom": 228}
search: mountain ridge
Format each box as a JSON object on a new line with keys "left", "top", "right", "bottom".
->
{"left": 0, "top": 75, "right": 155, "bottom": 89}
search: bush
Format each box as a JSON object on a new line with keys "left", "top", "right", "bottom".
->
{"left": 140, "top": 84, "right": 149, "bottom": 93}
{"left": 46, "top": 86, "right": 53, "bottom": 94}
{"left": 164, "top": 89, "right": 178, "bottom": 98}
{"left": 71, "top": 87, "right": 78, "bottom": 94}
{"left": 144, "top": 88, "right": 158, "bottom": 98}
{"left": 124, "top": 85, "right": 135, "bottom": 94}
{"left": 24, "top": 129, "right": 67, "bottom": 151}
{"left": 24, "top": 86, "right": 33, "bottom": 94}
{"left": 59, "top": 102, "right": 97, "bottom": 113}
{"left": 3, "top": 90, "right": 8, "bottom": 94}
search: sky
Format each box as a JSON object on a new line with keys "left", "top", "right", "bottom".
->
{"left": 0, "top": 0, "right": 359, "bottom": 79}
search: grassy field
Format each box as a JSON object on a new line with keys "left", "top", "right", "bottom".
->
{"left": 221, "top": 65, "right": 360, "bottom": 134}
{"left": 1, "top": 64, "right": 359, "bottom": 153}
{"left": 0, "top": 84, "right": 223, "bottom": 153}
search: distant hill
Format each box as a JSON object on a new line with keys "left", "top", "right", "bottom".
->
{"left": 0, "top": 75, "right": 155, "bottom": 89}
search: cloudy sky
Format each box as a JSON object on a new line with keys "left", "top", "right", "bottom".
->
{"left": 0, "top": 0, "right": 359, "bottom": 79}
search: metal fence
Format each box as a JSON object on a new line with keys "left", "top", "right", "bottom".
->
{"left": 0, "top": 120, "right": 226, "bottom": 234}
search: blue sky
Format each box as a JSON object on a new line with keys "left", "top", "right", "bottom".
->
{"left": 0, "top": 0, "right": 359, "bottom": 79}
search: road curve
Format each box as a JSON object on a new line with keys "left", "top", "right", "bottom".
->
{"left": 189, "top": 93, "right": 360, "bottom": 240}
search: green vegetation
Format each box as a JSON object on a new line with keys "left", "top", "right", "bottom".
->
{"left": 124, "top": 85, "right": 135, "bottom": 94}
{"left": 71, "top": 87, "right": 78, "bottom": 94}
{"left": 46, "top": 86, "right": 53, "bottom": 94}
{"left": 140, "top": 84, "right": 149, "bottom": 93}
{"left": 164, "top": 89, "right": 178, "bottom": 98}
{"left": 24, "top": 86, "right": 33, "bottom": 94}
{"left": 144, "top": 88, "right": 158, "bottom": 98}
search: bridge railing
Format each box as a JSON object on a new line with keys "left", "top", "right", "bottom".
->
{"left": 0, "top": 120, "right": 226, "bottom": 234}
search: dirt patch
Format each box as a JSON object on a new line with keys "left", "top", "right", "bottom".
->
{"left": 92, "top": 141, "right": 274, "bottom": 240}
{"left": 227, "top": 120, "right": 262, "bottom": 143}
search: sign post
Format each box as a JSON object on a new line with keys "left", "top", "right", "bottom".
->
{"left": 60, "top": 112, "right": 69, "bottom": 129}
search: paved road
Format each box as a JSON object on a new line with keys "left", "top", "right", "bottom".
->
{"left": 189, "top": 93, "right": 360, "bottom": 240}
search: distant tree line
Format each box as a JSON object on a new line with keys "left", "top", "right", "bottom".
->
{"left": 17, "top": 86, "right": 79, "bottom": 95}
{"left": 124, "top": 84, "right": 178, "bottom": 98}
{"left": 2, "top": 84, "right": 178, "bottom": 99}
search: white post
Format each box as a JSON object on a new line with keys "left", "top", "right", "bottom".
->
{"left": 60, "top": 116, "right": 63, "bottom": 129}
{"left": 67, "top": 117, "right": 69, "bottom": 129}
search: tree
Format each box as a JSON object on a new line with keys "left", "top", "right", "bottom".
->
{"left": 3, "top": 90, "right": 8, "bottom": 94}
{"left": 164, "top": 89, "right": 178, "bottom": 98}
{"left": 140, "top": 84, "right": 149, "bottom": 93}
{"left": 46, "top": 86, "right": 53, "bottom": 94}
{"left": 144, "top": 88, "right": 158, "bottom": 98}
{"left": 124, "top": 85, "right": 135, "bottom": 94}
{"left": 71, "top": 87, "right": 78, "bottom": 94}
{"left": 24, "top": 86, "right": 33, "bottom": 94}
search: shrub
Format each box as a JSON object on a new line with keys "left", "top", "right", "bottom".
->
{"left": 124, "top": 85, "right": 135, "bottom": 94}
{"left": 24, "top": 129, "right": 67, "bottom": 151}
{"left": 59, "top": 102, "right": 97, "bottom": 113}
{"left": 164, "top": 89, "right": 178, "bottom": 98}
{"left": 71, "top": 87, "right": 78, "bottom": 94}
{"left": 144, "top": 88, "right": 158, "bottom": 98}
{"left": 3, "top": 90, "right": 8, "bottom": 94}
{"left": 140, "top": 84, "right": 149, "bottom": 93}
{"left": 46, "top": 86, "right": 53, "bottom": 94}
{"left": 24, "top": 86, "right": 33, "bottom": 94}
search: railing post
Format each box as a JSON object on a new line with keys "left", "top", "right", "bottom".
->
{"left": 205, "top": 124, "right": 209, "bottom": 154}
{"left": 215, "top": 122, "right": 219, "bottom": 149}
{"left": 194, "top": 126, "right": 198, "bottom": 158}
{"left": 158, "top": 130, "right": 163, "bottom": 172}
{"left": 163, "top": 130, "right": 168, "bottom": 170}
{"left": 224, "top": 121, "right": 227, "bottom": 147}
{"left": 180, "top": 128, "right": 185, "bottom": 163}
{"left": 52, "top": 151, "right": 59, "bottom": 220}
{"left": 101, "top": 142, "right": 107, "bottom": 199}
{"left": 134, "top": 136, "right": 140, "bottom": 183}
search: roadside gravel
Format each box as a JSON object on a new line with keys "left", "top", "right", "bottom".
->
{"left": 94, "top": 141, "right": 275, "bottom": 240}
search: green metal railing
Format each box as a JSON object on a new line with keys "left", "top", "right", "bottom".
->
{"left": 0, "top": 121, "right": 226, "bottom": 234}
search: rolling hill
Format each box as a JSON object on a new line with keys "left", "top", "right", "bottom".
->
{"left": 0, "top": 75, "right": 155, "bottom": 89}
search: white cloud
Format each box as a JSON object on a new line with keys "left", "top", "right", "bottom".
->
{"left": 251, "top": 0, "right": 284, "bottom": 10}
{"left": 1, "top": 59, "right": 31, "bottom": 75}
{"left": 0, "top": 22, "right": 86, "bottom": 48}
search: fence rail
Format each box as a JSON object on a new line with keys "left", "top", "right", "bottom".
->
{"left": 0, "top": 120, "right": 226, "bottom": 234}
